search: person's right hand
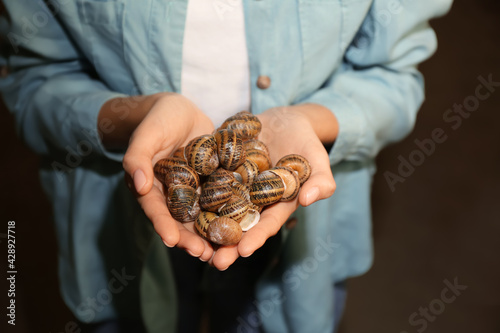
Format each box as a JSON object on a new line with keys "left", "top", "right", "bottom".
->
{"left": 122, "top": 93, "right": 216, "bottom": 262}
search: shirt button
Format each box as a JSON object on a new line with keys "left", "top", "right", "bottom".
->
{"left": 256, "top": 75, "right": 271, "bottom": 89}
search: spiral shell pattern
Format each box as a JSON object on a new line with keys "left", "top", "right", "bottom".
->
{"left": 235, "top": 159, "right": 259, "bottom": 185}
{"left": 164, "top": 164, "right": 200, "bottom": 190}
{"left": 243, "top": 139, "right": 270, "bottom": 156}
{"left": 269, "top": 166, "right": 300, "bottom": 201}
{"left": 185, "top": 135, "right": 219, "bottom": 176}
{"left": 167, "top": 185, "right": 200, "bottom": 222}
{"left": 195, "top": 211, "right": 218, "bottom": 238}
{"left": 153, "top": 157, "right": 188, "bottom": 184}
{"left": 219, "top": 195, "right": 249, "bottom": 223}
{"left": 219, "top": 111, "right": 262, "bottom": 140}
{"left": 276, "top": 154, "right": 311, "bottom": 186}
{"left": 249, "top": 171, "right": 285, "bottom": 206}
{"left": 246, "top": 149, "right": 272, "bottom": 172}
{"left": 199, "top": 183, "right": 232, "bottom": 212}
{"left": 214, "top": 129, "right": 246, "bottom": 171}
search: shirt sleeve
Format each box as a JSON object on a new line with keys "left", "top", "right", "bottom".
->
{"left": 298, "top": 0, "right": 453, "bottom": 165}
{"left": 0, "top": 1, "right": 126, "bottom": 161}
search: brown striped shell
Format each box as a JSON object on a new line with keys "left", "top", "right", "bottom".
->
{"left": 195, "top": 211, "right": 218, "bottom": 238}
{"left": 243, "top": 139, "right": 270, "bottom": 156}
{"left": 207, "top": 217, "right": 242, "bottom": 246}
{"left": 167, "top": 185, "right": 200, "bottom": 222}
{"left": 164, "top": 164, "right": 200, "bottom": 190}
{"left": 276, "top": 154, "right": 311, "bottom": 186}
{"left": 234, "top": 159, "right": 259, "bottom": 185}
{"left": 172, "top": 146, "right": 187, "bottom": 161}
{"left": 269, "top": 166, "right": 300, "bottom": 201}
{"left": 205, "top": 168, "right": 238, "bottom": 186}
{"left": 249, "top": 170, "right": 285, "bottom": 206}
{"left": 199, "top": 183, "right": 232, "bottom": 212}
{"left": 219, "top": 195, "right": 249, "bottom": 223}
{"left": 214, "top": 129, "right": 246, "bottom": 171}
{"left": 153, "top": 157, "right": 188, "bottom": 184}
{"left": 185, "top": 135, "right": 219, "bottom": 176}
{"left": 231, "top": 182, "right": 251, "bottom": 202}
{"left": 219, "top": 111, "right": 262, "bottom": 140}
{"left": 246, "top": 149, "right": 272, "bottom": 172}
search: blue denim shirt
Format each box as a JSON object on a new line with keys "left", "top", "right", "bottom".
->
{"left": 0, "top": 0, "right": 452, "bottom": 332}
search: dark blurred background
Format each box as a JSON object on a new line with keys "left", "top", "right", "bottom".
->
{"left": 1, "top": 1, "right": 499, "bottom": 332}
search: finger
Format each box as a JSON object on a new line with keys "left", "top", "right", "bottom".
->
{"left": 123, "top": 119, "right": 169, "bottom": 195}
{"left": 137, "top": 184, "right": 180, "bottom": 247}
{"left": 199, "top": 242, "right": 214, "bottom": 262}
{"left": 238, "top": 200, "right": 298, "bottom": 257}
{"left": 210, "top": 245, "right": 240, "bottom": 271}
{"left": 298, "top": 142, "right": 336, "bottom": 206}
{"left": 174, "top": 223, "right": 207, "bottom": 258}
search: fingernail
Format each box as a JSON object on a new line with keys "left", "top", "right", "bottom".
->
{"left": 186, "top": 249, "right": 200, "bottom": 257}
{"left": 241, "top": 251, "right": 254, "bottom": 258}
{"left": 162, "top": 239, "right": 174, "bottom": 248}
{"left": 133, "top": 169, "right": 146, "bottom": 193}
{"left": 305, "top": 187, "right": 320, "bottom": 206}
{"left": 199, "top": 256, "right": 207, "bottom": 262}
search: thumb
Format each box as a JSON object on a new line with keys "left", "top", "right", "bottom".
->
{"left": 298, "top": 146, "right": 336, "bottom": 207}
{"left": 123, "top": 123, "right": 166, "bottom": 195}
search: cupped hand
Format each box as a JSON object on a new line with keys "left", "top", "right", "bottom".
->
{"left": 209, "top": 104, "right": 337, "bottom": 269}
{"left": 122, "top": 93, "right": 216, "bottom": 262}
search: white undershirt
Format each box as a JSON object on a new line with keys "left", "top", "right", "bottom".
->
{"left": 181, "top": 0, "right": 251, "bottom": 128}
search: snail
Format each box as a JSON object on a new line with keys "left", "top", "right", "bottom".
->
{"left": 185, "top": 134, "right": 219, "bottom": 176}
{"left": 276, "top": 154, "right": 311, "bottom": 186}
{"left": 152, "top": 111, "right": 312, "bottom": 246}
{"left": 214, "top": 129, "right": 246, "bottom": 171}
{"left": 166, "top": 185, "right": 200, "bottom": 222}
{"left": 249, "top": 170, "right": 285, "bottom": 207}
{"left": 218, "top": 111, "right": 262, "bottom": 140}
{"left": 268, "top": 166, "right": 300, "bottom": 201}
{"left": 245, "top": 148, "right": 272, "bottom": 172}
{"left": 199, "top": 182, "right": 232, "bottom": 212}
{"left": 234, "top": 159, "right": 259, "bottom": 185}
{"left": 153, "top": 157, "right": 188, "bottom": 183}
{"left": 207, "top": 216, "right": 242, "bottom": 246}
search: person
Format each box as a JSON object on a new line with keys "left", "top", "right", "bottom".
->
{"left": 0, "top": 0, "right": 452, "bottom": 332}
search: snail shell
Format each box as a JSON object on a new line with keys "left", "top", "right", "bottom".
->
{"left": 276, "top": 154, "right": 311, "bottom": 186}
{"left": 199, "top": 183, "right": 232, "bottom": 212}
{"left": 219, "top": 195, "right": 249, "bottom": 223}
{"left": 231, "top": 182, "right": 251, "bottom": 202}
{"left": 206, "top": 168, "right": 238, "bottom": 186}
{"left": 167, "top": 185, "right": 200, "bottom": 222}
{"left": 195, "top": 211, "right": 218, "bottom": 238}
{"left": 239, "top": 209, "right": 260, "bottom": 232}
{"left": 164, "top": 164, "right": 200, "bottom": 190}
{"left": 172, "top": 146, "right": 187, "bottom": 162}
{"left": 243, "top": 139, "right": 270, "bottom": 156}
{"left": 246, "top": 149, "right": 272, "bottom": 173}
{"left": 219, "top": 111, "right": 262, "bottom": 140}
{"left": 269, "top": 166, "right": 300, "bottom": 201}
{"left": 214, "top": 129, "right": 246, "bottom": 171}
{"left": 249, "top": 170, "right": 285, "bottom": 206}
{"left": 234, "top": 159, "right": 259, "bottom": 185}
{"left": 153, "top": 157, "right": 188, "bottom": 184}
{"left": 207, "top": 216, "right": 242, "bottom": 246}
{"left": 185, "top": 135, "right": 219, "bottom": 176}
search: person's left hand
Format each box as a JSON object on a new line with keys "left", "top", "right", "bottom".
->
{"left": 209, "top": 104, "right": 337, "bottom": 269}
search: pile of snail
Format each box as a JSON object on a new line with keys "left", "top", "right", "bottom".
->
{"left": 153, "top": 111, "right": 311, "bottom": 246}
